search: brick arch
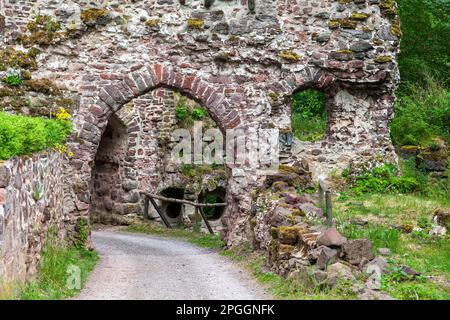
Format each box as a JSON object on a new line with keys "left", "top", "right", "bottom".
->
{"left": 266, "top": 68, "right": 337, "bottom": 101}
{"left": 97, "top": 64, "right": 240, "bottom": 133}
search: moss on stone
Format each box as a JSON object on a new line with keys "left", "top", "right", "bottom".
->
{"left": 340, "top": 19, "right": 357, "bottom": 29}
{"left": 18, "top": 15, "right": 62, "bottom": 47}
{"left": 328, "top": 19, "right": 341, "bottom": 29}
{"left": 80, "top": 8, "right": 108, "bottom": 26}
{"left": 374, "top": 55, "right": 393, "bottom": 63}
{"left": 292, "top": 208, "right": 306, "bottom": 217}
{"left": 350, "top": 12, "right": 371, "bottom": 21}
{"left": 23, "top": 79, "right": 61, "bottom": 95}
{"left": 278, "top": 165, "right": 298, "bottom": 174}
{"left": 187, "top": 18, "right": 205, "bottom": 29}
{"left": 0, "top": 47, "right": 38, "bottom": 71}
{"left": 336, "top": 49, "right": 353, "bottom": 54}
{"left": 390, "top": 16, "right": 402, "bottom": 37}
{"left": 379, "top": 0, "right": 398, "bottom": 16}
{"left": 271, "top": 227, "right": 279, "bottom": 239}
{"left": 279, "top": 50, "right": 301, "bottom": 62}
{"left": 145, "top": 18, "right": 160, "bottom": 28}
{"left": 372, "top": 38, "right": 384, "bottom": 46}
{"left": 278, "top": 226, "right": 302, "bottom": 244}
{"left": 268, "top": 92, "right": 280, "bottom": 102}
{"left": 328, "top": 18, "right": 357, "bottom": 30}
{"left": 278, "top": 244, "right": 295, "bottom": 254}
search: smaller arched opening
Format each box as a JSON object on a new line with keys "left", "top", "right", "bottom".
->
{"left": 159, "top": 187, "right": 185, "bottom": 224}
{"left": 291, "top": 89, "right": 328, "bottom": 142}
{"left": 199, "top": 187, "right": 227, "bottom": 221}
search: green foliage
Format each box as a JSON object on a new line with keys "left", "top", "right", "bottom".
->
{"left": 20, "top": 232, "right": 98, "bottom": 300}
{"left": 3, "top": 73, "right": 23, "bottom": 86}
{"left": 390, "top": 77, "right": 449, "bottom": 146}
{"left": 74, "top": 218, "right": 91, "bottom": 249}
{"left": 175, "top": 104, "right": 189, "bottom": 124}
{"left": 397, "top": 0, "right": 450, "bottom": 88}
{"left": 0, "top": 112, "right": 72, "bottom": 160}
{"left": 350, "top": 164, "right": 420, "bottom": 195}
{"left": 291, "top": 89, "right": 327, "bottom": 141}
{"left": 192, "top": 107, "right": 207, "bottom": 120}
{"left": 175, "top": 97, "right": 209, "bottom": 126}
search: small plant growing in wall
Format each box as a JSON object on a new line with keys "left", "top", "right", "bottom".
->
{"left": 33, "top": 184, "right": 44, "bottom": 201}
{"left": 192, "top": 107, "right": 207, "bottom": 120}
{"left": 75, "top": 218, "right": 91, "bottom": 249}
{"left": 176, "top": 104, "right": 189, "bottom": 123}
{"left": 3, "top": 69, "right": 23, "bottom": 86}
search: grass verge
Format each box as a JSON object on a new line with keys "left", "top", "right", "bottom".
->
{"left": 19, "top": 235, "right": 98, "bottom": 300}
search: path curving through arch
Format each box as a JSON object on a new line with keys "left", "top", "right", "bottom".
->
{"left": 76, "top": 229, "right": 271, "bottom": 300}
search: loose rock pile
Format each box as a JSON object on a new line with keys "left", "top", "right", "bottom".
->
{"left": 252, "top": 163, "right": 396, "bottom": 299}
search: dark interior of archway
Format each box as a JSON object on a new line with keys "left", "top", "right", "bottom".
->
{"left": 160, "top": 187, "right": 184, "bottom": 219}
{"left": 199, "top": 187, "right": 226, "bottom": 221}
{"left": 91, "top": 114, "right": 128, "bottom": 220}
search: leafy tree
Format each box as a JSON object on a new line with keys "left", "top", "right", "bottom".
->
{"left": 397, "top": 0, "right": 450, "bottom": 89}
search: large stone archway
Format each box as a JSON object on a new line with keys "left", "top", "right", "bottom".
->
{"left": 68, "top": 65, "right": 253, "bottom": 245}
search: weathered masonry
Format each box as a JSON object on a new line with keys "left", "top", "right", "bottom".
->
{"left": 0, "top": 0, "right": 401, "bottom": 282}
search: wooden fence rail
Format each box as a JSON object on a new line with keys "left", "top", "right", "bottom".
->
{"left": 139, "top": 191, "right": 227, "bottom": 234}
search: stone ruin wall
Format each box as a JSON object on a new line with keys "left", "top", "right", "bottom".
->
{"left": 0, "top": 152, "right": 71, "bottom": 283}
{"left": 0, "top": 0, "right": 402, "bottom": 280}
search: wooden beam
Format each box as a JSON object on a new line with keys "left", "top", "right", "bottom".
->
{"left": 198, "top": 207, "right": 214, "bottom": 234}
{"left": 148, "top": 196, "right": 172, "bottom": 228}
{"left": 139, "top": 191, "right": 227, "bottom": 207}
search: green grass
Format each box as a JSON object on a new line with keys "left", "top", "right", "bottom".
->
{"left": 334, "top": 192, "right": 450, "bottom": 300}
{"left": 19, "top": 236, "right": 98, "bottom": 300}
{"left": 291, "top": 89, "right": 327, "bottom": 142}
{"left": 292, "top": 114, "right": 327, "bottom": 142}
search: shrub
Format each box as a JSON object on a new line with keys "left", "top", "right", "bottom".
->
{"left": 291, "top": 89, "right": 327, "bottom": 141}
{"left": 0, "top": 112, "right": 72, "bottom": 160}
{"left": 350, "top": 164, "right": 420, "bottom": 195}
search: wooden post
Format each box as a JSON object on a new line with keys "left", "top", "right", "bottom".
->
{"left": 318, "top": 179, "right": 333, "bottom": 227}
{"left": 325, "top": 191, "right": 333, "bottom": 226}
{"left": 138, "top": 191, "right": 225, "bottom": 233}
{"left": 198, "top": 207, "right": 214, "bottom": 234}
{"left": 143, "top": 195, "right": 150, "bottom": 221}
{"left": 148, "top": 197, "right": 172, "bottom": 228}
{"left": 318, "top": 184, "right": 324, "bottom": 211}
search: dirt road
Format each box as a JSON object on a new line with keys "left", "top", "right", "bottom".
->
{"left": 76, "top": 230, "right": 271, "bottom": 300}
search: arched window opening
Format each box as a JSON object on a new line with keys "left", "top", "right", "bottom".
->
{"left": 291, "top": 89, "right": 328, "bottom": 142}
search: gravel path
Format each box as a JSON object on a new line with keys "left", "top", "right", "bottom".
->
{"left": 76, "top": 229, "right": 271, "bottom": 300}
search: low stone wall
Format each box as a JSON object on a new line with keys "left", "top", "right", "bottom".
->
{"left": 0, "top": 151, "right": 69, "bottom": 283}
